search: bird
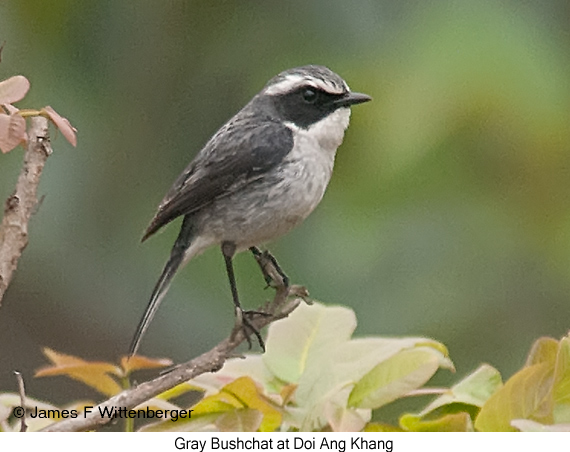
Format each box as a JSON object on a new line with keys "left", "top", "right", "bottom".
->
{"left": 129, "top": 65, "right": 371, "bottom": 357}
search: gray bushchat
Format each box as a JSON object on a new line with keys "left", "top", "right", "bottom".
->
{"left": 129, "top": 65, "right": 371, "bottom": 356}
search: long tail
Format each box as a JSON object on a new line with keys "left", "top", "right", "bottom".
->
{"left": 129, "top": 215, "right": 194, "bottom": 357}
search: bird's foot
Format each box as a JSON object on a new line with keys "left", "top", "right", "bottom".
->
{"left": 231, "top": 307, "right": 271, "bottom": 351}
{"left": 288, "top": 284, "right": 311, "bottom": 304}
{"left": 250, "top": 247, "right": 289, "bottom": 289}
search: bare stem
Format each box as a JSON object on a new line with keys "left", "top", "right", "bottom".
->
{"left": 0, "top": 116, "right": 52, "bottom": 305}
{"left": 42, "top": 284, "right": 302, "bottom": 432}
{"left": 14, "top": 371, "right": 28, "bottom": 432}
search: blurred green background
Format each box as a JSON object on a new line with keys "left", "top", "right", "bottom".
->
{"left": 1, "top": 0, "right": 569, "bottom": 416}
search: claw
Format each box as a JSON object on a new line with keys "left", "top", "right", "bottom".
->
{"left": 232, "top": 307, "right": 266, "bottom": 350}
{"left": 250, "top": 247, "right": 289, "bottom": 289}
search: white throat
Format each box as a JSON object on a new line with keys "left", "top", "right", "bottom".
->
{"left": 286, "top": 107, "right": 351, "bottom": 155}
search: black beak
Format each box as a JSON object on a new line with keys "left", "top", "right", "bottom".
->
{"left": 334, "top": 91, "right": 372, "bottom": 108}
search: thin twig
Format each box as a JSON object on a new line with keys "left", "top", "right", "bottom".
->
{"left": 0, "top": 116, "right": 52, "bottom": 306}
{"left": 404, "top": 387, "right": 448, "bottom": 397}
{"left": 42, "top": 283, "right": 302, "bottom": 432}
{"left": 14, "top": 371, "right": 27, "bottom": 432}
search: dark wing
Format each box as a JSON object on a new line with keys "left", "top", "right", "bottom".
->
{"left": 142, "top": 114, "right": 294, "bottom": 241}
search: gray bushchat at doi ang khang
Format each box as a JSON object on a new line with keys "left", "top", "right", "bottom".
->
{"left": 129, "top": 65, "right": 371, "bottom": 356}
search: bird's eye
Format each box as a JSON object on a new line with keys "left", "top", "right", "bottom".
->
{"left": 302, "top": 88, "right": 318, "bottom": 103}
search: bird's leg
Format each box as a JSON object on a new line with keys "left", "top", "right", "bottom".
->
{"left": 250, "top": 247, "right": 273, "bottom": 287}
{"left": 221, "top": 241, "right": 265, "bottom": 350}
{"left": 249, "top": 246, "right": 290, "bottom": 289}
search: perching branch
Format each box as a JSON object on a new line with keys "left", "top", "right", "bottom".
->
{"left": 0, "top": 116, "right": 52, "bottom": 305}
{"left": 43, "top": 272, "right": 306, "bottom": 432}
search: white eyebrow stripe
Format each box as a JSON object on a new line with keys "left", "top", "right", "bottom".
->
{"left": 265, "top": 74, "right": 347, "bottom": 96}
{"left": 264, "top": 75, "right": 305, "bottom": 95}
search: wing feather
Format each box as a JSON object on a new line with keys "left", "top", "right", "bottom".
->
{"left": 142, "top": 113, "right": 293, "bottom": 241}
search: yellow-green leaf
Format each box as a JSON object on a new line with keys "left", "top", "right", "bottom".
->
{"left": 400, "top": 412, "right": 473, "bottom": 432}
{"left": 525, "top": 337, "right": 559, "bottom": 367}
{"left": 215, "top": 409, "right": 263, "bottom": 432}
{"left": 348, "top": 347, "right": 449, "bottom": 409}
{"left": 192, "top": 377, "right": 281, "bottom": 432}
{"left": 363, "top": 422, "right": 404, "bottom": 432}
{"left": 553, "top": 336, "right": 570, "bottom": 423}
{"left": 192, "top": 397, "right": 239, "bottom": 416}
{"left": 419, "top": 364, "right": 502, "bottom": 417}
{"left": 264, "top": 302, "right": 357, "bottom": 383}
{"left": 157, "top": 382, "right": 202, "bottom": 401}
{"left": 475, "top": 362, "right": 554, "bottom": 432}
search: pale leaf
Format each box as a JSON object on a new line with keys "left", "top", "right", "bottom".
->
{"left": 43, "top": 106, "right": 77, "bottom": 147}
{"left": 0, "top": 75, "right": 30, "bottom": 105}
{"left": 0, "top": 113, "right": 26, "bottom": 153}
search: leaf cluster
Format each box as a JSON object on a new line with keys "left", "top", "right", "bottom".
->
{"left": 3, "top": 302, "right": 567, "bottom": 432}
{"left": 0, "top": 75, "right": 76, "bottom": 153}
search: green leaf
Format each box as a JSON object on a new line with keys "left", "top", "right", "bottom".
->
{"left": 142, "top": 376, "right": 280, "bottom": 432}
{"left": 286, "top": 306, "right": 451, "bottom": 429}
{"left": 553, "top": 336, "right": 570, "bottom": 423}
{"left": 419, "top": 364, "right": 502, "bottom": 417}
{"left": 348, "top": 346, "right": 450, "bottom": 409}
{"left": 400, "top": 412, "right": 473, "bottom": 432}
{"left": 192, "top": 355, "right": 280, "bottom": 395}
{"left": 215, "top": 409, "right": 263, "bottom": 432}
{"left": 363, "top": 422, "right": 404, "bottom": 432}
{"left": 156, "top": 382, "right": 201, "bottom": 401}
{"left": 525, "top": 337, "right": 559, "bottom": 367}
{"left": 180, "top": 303, "right": 453, "bottom": 432}
{"left": 195, "top": 377, "right": 281, "bottom": 432}
{"left": 294, "top": 336, "right": 451, "bottom": 417}
{"left": 475, "top": 362, "right": 554, "bottom": 432}
{"left": 263, "top": 302, "right": 357, "bottom": 383}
